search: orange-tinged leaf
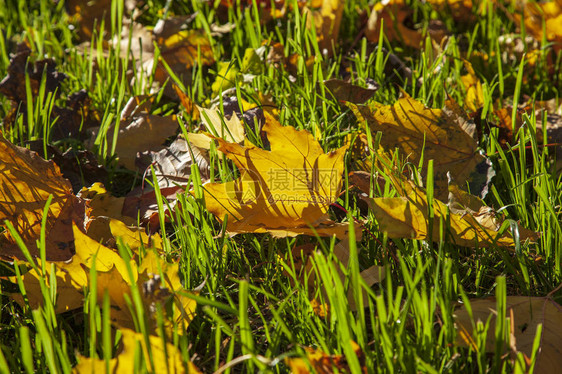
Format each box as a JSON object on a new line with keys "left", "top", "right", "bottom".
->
{"left": 73, "top": 327, "right": 201, "bottom": 373}
{"left": 152, "top": 29, "right": 215, "bottom": 85}
{"left": 365, "top": 0, "right": 423, "bottom": 48}
{"left": 79, "top": 183, "right": 134, "bottom": 225}
{"left": 110, "top": 219, "right": 163, "bottom": 252}
{"left": 304, "top": 0, "right": 344, "bottom": 53}
{"left": 7, "top": 223, "right": 132, "bottom": 313}
{"left": 138, "top": 251, "right": 197, "bottom": 336}
{"left": 460, "top": 61, "right": 485, "bottom": 112}
{"left": 518, "top": 1, "right": 562, "bottom": 53}
{"left": 0, "top": 133, "right": 88, "bottom": 261}
{"left": 286, "top": 341, "right": 366, "bottom": 374}
{"left": 364, "top": 180, "right": 538, "bottom": 248}
{"left": 350, "top": 94, "right": 485, "bottom": 200}
{"left": 455, "top": 296, "right": 562, "bottom": 373}
{"left": 203, "top": 114, "right": 352, "bottom": 238}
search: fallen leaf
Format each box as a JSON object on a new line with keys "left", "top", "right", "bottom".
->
{"left": 151, "top": 24, "right": 215, "bottom": 86}
{"left": 122, "top": 185, "right": 183, "bottom": 228}
{"left": 286, "top": 341, "right": 366, "bottom": 374}
{"left": 73, "top": 327, "right": 201, "bottom": 373}
{"left": 137, "top": 251, "right": 197, "bottom": 336}
{"left": 0, "top": 43, "right": 66, "bottom": 103}
{"left": 88, "top": 96, "right": 179, "bottom": 170}
{"left": 320, "top": 79, "right": 379, "bottom": 105}
{"left": 518, "top": 0, "right": 562, "bottom": 53}
{"left": 65, "top": 0, "right": 137, "bottom": 40}
{"left": 186, "top": 105, "right": 246, "bottom": 150}
{"left": 173, "top": 84, "right": 200, "bottom": 120}
{"left": 203, "top": 113, "right": 353, "bottom": 238}
{"left": 365, "top": 0, "right": 447, "bottom": 49}
{"left": 110, "top": 218, "right": 163, "bottom": 251}
{"left": 6, "top": 221, "right": 194, "bottom": 335}
{"left": 6, "top": 223, "right": 131, "bottom": 313}
{"left": 362, "top": 177, "right": 538, "bottom": 248}
{"left": 137, "top": 135, "right": 210, "bottom": 189}
{"left": 304, "top": 0, "right": 344, "bottom": 54}
{"left": 349, "top": 93, "right": 487, "bottom": 200}
{"left": 0, "top": 46, "right": 98, "bottom": 141}
{"left": 79, "top": 183, "right": 133, "bottom": 224}
{"left": 455, "top": 296, "right": 562, "bottom": 373}
{"left": 460, "top": 60, "right": 485, "bottom": 112}
{"left": 0, "top": 134, "right": 89, "bottom": 261}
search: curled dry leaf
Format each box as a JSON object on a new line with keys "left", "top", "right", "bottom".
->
{"left": 349, "top": 93, "right": 490, "bottom": 200}
{"left": 203, "top": 113, "right": 356, "bottom": 238}
{"left": 455, "top": 296, "right": 562, "bottom": 373}
{"left": 186, "top": 105, "right": 246, "bottom": 151}
{"left": 137, "top": 135, "right": 210, "bottom": 189}
{"left": 73, "top": 327, "right": 201, "bottom": 374}
{"left": 0, "top": 134, "right": 89, "bottom": 261}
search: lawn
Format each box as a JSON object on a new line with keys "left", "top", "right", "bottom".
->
{"left": 0, "top": 0, "right": 561, "bottom": 373}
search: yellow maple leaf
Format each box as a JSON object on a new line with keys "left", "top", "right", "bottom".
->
{"left": 349, "top": 93, "right": 485, "bottom": 200}
{"left": 6, "top": 223, "right": 132, "bottom": 313}
{"left": 0, "top": 133, "right": 88, "bottom": 261}
{"left": 73, "top": 327, "right": 202, "bottom": 373}
{"left": 6, "top": 222, "right": 195, "bottom": 335}
{"left": 363, "top": 178, "right": 538, "bottom": 248}
{"left": 203, "top": 113, "right": 354, "bottom": 238}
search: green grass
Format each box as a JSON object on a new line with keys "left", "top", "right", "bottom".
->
{"left": 0, "top": 0, "right": 561, "bottom": 372}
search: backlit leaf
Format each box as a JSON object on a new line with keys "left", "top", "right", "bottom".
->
{"left": 0, "top": 133, "right": 88, "bottom": 261}
{"left": 363, "top": 178, "right": 538, "bottom": 248}
{"left": 203, "top": 113, "right": 355, "bottom": 238}
{"left": 350, "top": 93, "right": 486, "bottom": 200}
{"left": 73, "top": 327, "right": 201, "bottom": 373}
